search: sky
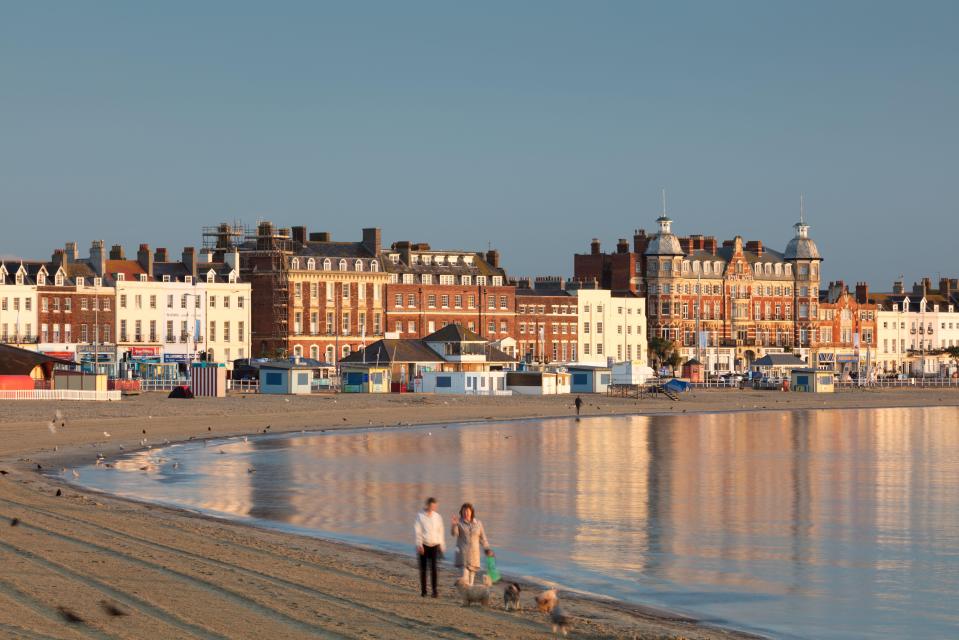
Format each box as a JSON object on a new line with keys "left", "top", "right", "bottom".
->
{"left": 1, "top": 1, "right": 957, "bottom": 290}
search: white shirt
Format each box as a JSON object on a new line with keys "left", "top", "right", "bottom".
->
{"left": 414, "top": 510, "right": 445, "bottom": 551}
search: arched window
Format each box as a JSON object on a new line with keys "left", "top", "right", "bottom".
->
{"left": 293, "top": 344, "right": 303, "bottom": 357}
{"left": 310, "top": 345, "right": 319, "bottom": 360}
{"left": 341, "top": 345, "right": 350, "bottom": 358}
{"left": 338, "top": 259, "right": 347, "bottom": 271}
{"left": 354, "top": 259, "right": 363, "bottom": 272}
{"left": 325, "top": 345, "right": 335, "bottom": 362}
{"left": 323, "top": 258, "right": 331, "bottom": 270}
{"left": 291, "top": 258, "right": 300, "bottom": 270}
{"left": 307, "top": 258, "right": 316, "bottom": 270}
{"left": 370, "top": 260, "right": 378, "bottom": 272}
{"left": 754, "top": 264, "right": 761, "bottom": 275}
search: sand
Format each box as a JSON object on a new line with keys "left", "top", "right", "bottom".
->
{"left": 1, "top": 388, "right": 957, "bottom": 639}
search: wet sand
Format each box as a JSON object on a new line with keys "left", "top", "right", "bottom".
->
{"left": 2, "top": 389, "right": 957, "bottom": 639}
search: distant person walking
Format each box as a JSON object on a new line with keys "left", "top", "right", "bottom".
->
{"left": 574, "top": 396, "right": 583, "bottom": 416}
{"left": 414, "top": 497, "right": 445, "bottom": 597}
{"left": 451, "top": 503, "right": 492, "bottom": 585}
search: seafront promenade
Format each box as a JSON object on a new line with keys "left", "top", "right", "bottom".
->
{"left": 2, "top": 390, "right": 957, "bottom": 639}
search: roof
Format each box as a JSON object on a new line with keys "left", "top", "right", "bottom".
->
{"left": 105, "top": 260, "right": 146, "bottom": 281}
{"left": 753, "top": 353, "right": 807, "bottom": 367}
{"left": 784, "top": 222, "right": 821, "bottom": 260}
{"left": 258, "top": 360, "right": 316, "bottom": 370}
{"left": 0, "top": 344, "right": 74, "bottom": 375}
{"left": 423, "top": 324, "right": 486, "bottom": 343}
{"left": 340, "top": 339, "right": 444, "bottom": 364}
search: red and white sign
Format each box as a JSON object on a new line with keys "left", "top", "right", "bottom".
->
{"left": 127, "top": 346, "right": 160, "bottom": 357}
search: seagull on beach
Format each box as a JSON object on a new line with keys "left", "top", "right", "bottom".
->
{"left": 103, "top": 431, "right": 111, "bottom": 438}
{"left": 71, "top": 469, "right": 80, "bottom": 479}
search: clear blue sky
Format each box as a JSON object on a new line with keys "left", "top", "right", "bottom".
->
{"left": 2, "top": 1, "right": 956, "bottom": 290}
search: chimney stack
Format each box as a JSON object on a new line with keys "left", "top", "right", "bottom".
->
{"left": 855, "top": 282, "right": 869, "bottom": 304}
{"left": 109, "top": 244, "right": 125, "bottom": 260}
{"left": 89, "top": 241, "right": 106, "bottom": 276}
{"left": 633, "top": 229, "right": 649, "bottom": 254}
{"left": 745, "top": 240, "right": 763, "bottom": 257}
{"left": 616, "top": 238, "right": 629, "bottom": 254}
{"left": 154, "top": 247, "right": 169, "bottom": 263}
{"left": 291, "top": 226, "right": 307, "bottom": 245}
{"left": 309, "top": 231, "right": 331, "bottom": 242}
{"left": 136, "top": 243, "right": 153, "bottom": 278}
{"left": 485, "top": 249, "right": 500, "bottom": 268}
{"left": 51, "top": 248, "right": 67, "bottom": 269}
{"left": 893, "top": 280, "right": 905, "bottom": 294}
{"left": 362, "top": 227, "right": 382, "bottom": 255}
{"left": 182, "top": 247, "right": 197, "bottom": 279}
{"left": 590, "top": 238, "right": 601, "bottom": 255}
{"left": 64, "top": 242, "right": 78, "bottom": 263}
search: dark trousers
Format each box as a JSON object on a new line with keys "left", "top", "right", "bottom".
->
{"left": 419, "top": 544, "right": 440, "bottom": 595}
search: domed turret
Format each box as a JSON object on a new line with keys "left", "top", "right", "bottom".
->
{"left": 784, "top": 220, "right": 821, "bottom": 260}
{"left": 643, "top": 216, "right": 684, "bottom": 256}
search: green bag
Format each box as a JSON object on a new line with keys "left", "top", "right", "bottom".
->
{"left": 486, "top": 554, "right": 501, "bottom": 583}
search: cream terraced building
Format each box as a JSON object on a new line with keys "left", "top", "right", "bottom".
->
{"left": 575, "top": 288, "right": 648, "bottom": 367}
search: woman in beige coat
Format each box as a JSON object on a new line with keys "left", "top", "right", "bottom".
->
{"left": 451, "top": 503, "right": 493, "bottom": 585}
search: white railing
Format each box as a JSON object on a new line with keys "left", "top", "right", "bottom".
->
{"left": 138, "top": 379, "right": 191, "bottom": 392}
{"left": 0, "top": 389, "right": 121, "bottom": 401}
{"left": 835, "top": 378, "right": 959, "bottom": 390}
{"left": 228, "top": 379, "right": 260, "bottom": 393}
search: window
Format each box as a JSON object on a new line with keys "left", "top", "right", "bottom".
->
{"left": 238, "top": 295, "right": 244, "bottom": 308}
{"left": 488, "top": 297, "right": 495, "bottom": 310}
{"left": 339, "top": 259, "right": 347, "bottom": 271}
{"left": 342, "top": 283, "right": 350, "bottom": 300}
{"left": 224, "top": 295, "right": 230, "bottom": 308}
{"left": 487, "top": 320, "right": 495, "bottom": 334}
{"left": 441, "top": 294, "right": 449, "bottom": 308}
{"left": 224, "top": 322, "right": 231, "bottom": 342}
{"left": 323, "top": 258, "right": 331, "bottom": 270}
{"left": 209, "top": 321, "right": 216, "bottom": 342}
{"left": 468, "top": 294, "right": 476, "bottom": 308}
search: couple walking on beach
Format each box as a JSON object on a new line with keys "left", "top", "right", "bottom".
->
{"left": 414, "top": 497, "right": 493, "bottom": 597}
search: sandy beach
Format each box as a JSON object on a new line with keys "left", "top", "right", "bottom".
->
{"left": 2, "top": 388, "right": 958, "bottom": 639}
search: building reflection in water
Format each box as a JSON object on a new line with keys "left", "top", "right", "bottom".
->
{"left": 84, "top": 407, "right": 959, "bottom": 639}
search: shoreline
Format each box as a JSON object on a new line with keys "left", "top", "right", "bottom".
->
{"left": 3, "top": 390, "right": 958, "bottom": 638}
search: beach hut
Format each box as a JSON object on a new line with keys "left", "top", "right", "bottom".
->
{"left": 681, "top": 358, "right": 704, "bottom": 383}
{"left": 568, "top": 365, "right": 612, "bottom": 393}
{"left": 506, "top": 370, "right": 571, "bottom": 395}
{"left": 341, "top": 365, "right": 391, "bottom": 393}
{"left": 611, "top": 361, "right": 656, "bottom": 385}
{"left": 790, "top": 368, "right": 835, "bottom": 393}
{"left": 191, "top": 362, "right": 227, "bottom": 398}
{"left": 416, "top": 370, "right": 510, "bottom": 395}
{"left": 751, "top": 353, "right": 808, "bottom": 378}
{"left": 258, "top": 360, "right": 314, "bottom": 395}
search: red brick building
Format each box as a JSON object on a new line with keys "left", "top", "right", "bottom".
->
{"left": 813, "top": 281, "right": 878, "bottom": 375}
{"left": 225, "top": 222, "right": 388, "bottom": 360}
{"left": 513, "top": 277, "right": 578, "bottom": 363}
{"left": 381, "top": 242, "right": 515, "bottom": 341}
{"left": 32, "top": 244, "right": 116, "bottom": 367}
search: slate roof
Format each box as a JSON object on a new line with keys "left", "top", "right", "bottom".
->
{"left": 340, "top": 339, "right": 443, "bottom": 364}
{"left": 753, "top": 354, "right": 808, "bottom": 367}
{"left": 423, "top": 324, "right": 486, "bottom": 343}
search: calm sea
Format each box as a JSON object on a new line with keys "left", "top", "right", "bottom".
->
{"left": 72, "top": 407, "right": 959, "bottom": 639}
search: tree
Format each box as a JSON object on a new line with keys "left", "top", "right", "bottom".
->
{"left": 666, "top": 350, "right": 683, "bottom": 372}
{"left": 649, "top": 336, "right": 675, "bottom": 369}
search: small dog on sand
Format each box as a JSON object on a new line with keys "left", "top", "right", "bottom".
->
{"left": 550, "top": 602, "right": 571, "bottom": 636}
{"left": 454, "top": 575, "right": 492, "bottom": 607}
{"left": 503, "top": 582, "right": 522, "bottom": 611}
{"left": 535, "top": 588, "right": 558, "bottom": 613}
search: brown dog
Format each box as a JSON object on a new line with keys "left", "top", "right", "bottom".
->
{"left": 454, "top": 575, "right": 492, "bottom": 607}
{"left": 535, "top": 588, "right": 558, "bottom": 613}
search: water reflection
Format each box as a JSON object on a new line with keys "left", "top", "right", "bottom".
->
{"left": 76, "top": 407, "right": 959, "bottom": 639}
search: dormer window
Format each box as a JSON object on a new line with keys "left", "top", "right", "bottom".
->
{"left": 421, "top": 274, "right": 432, "bottom": 285}
{"left": 462, "top": 275, "right": 471, "bottom": 285}
{"left": 94, "top": 277, "right": 102, "bottom": 287}
{"left": 338, "top": 259, "right": 347, "bottom": 271}
{"left": 476, "top": 276, "right": 487, "bottom": 286}
{"left": 291, "top": 258, "right": 300, "bottom": 270}
{"left": 354, "top": 259, "right": 363, "bottom": 272}
{"left": 76, "top": 277, "right": 84, "bottom": 287}
{"left": 228, "top": 273, "right": 237, "bottom": 283}
{"left": 370, "top": 260, "right": 378, "bottom": 272}
{"left": 389, "top": 254, "right": 399, "bottom": 264}
{"left": 207, "top": 272, "right": 215, "bottom": 284}
{"left": 38, "top": 274, "right": 46, "bottom": 285}
{"left": 492, "top": 276, "right": 503, "bottom": 286}
{"left": 15, "top": 273, "right": 24, "bottom": 285}
{"left": 55, "top": 274, "right": 64, "bottom": 286}
{"left": 185, "top": 276, "right": 192, "bottom": 284}
{"left": 162, "top": 275, "right": 171, "bottom": 283}
{"left": 402, "top": 273, "right": 414, "bottom": 284}
{"left": 322, "top": 258, "right": 331, "bottom": 270}
{"left": 139, "top": 274, "right": 147, "bottom": 282}
{"left": 423, "top": 255, "right": 432, "bottom": 265}
{"left": 116, "top": 273, "right": 125, "bottom": 281}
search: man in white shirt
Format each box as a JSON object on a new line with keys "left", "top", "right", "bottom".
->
{"left": 414, "top": 496, "right": 445, "bottom": 597}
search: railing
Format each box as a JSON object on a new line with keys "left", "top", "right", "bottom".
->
{"left": 227, "top": 379, "right": 260, "bottom": 393}
{"left": 0, "top": 389, "right": 121, "bottom": 401}
{"left": 835, "top": 378, "right": 959, "bottom": 390}
{"left": 138, "top": 378, "right": 191, "bottom": 392}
